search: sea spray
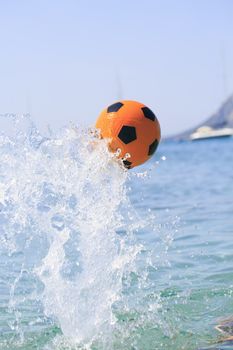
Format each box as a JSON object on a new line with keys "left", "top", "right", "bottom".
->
{"left": 0, "top": 115, "right": 146, "bottom": 347}
{"left": 0, "top": 115, "right": 179, "bottom": 350}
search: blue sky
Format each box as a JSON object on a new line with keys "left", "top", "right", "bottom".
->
{"left": 0, "top": 0, "right": 232, "bottom": 135}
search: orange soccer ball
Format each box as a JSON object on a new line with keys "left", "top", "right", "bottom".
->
{"left": 95, "top": 100, "right": 161, "bottom": 169}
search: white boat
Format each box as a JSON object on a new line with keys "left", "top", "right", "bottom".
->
{"left": 190, "top": 126, "right": 233, "bottom": 141}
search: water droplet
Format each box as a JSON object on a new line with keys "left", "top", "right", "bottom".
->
{"left": 116, "top": 148, "right": 122, "bottom": 156}
{"left": 51, "top": 214, "right": 65, "bottom": 231}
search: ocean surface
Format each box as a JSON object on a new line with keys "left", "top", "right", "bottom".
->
{"left": 0, "top": 114, "right": 233, "bottom": 350}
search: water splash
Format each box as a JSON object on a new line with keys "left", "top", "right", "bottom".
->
{"left": 0, "top": 115, "right": 146, "bottom": 347}
{"left": 0, "top": 115, "right": 179, "bottom": 349}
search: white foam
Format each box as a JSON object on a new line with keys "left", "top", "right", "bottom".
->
{"left": 0, "top": 116, "right": 141, "bottom": 345}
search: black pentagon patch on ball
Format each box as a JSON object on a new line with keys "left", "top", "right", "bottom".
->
{"left": 123, "top": 160, "right": 132, "bottom": 169}
{"left": 141, "top": 106, "right": 157, "bottom": 122}
{"left": 118, "top": 126, "right": 137, "bottom": 144}
{"left": 107, "top": 102, "right": 123, "bottom": 113}
{"left": 148, "top": 139, "right": 159, "bottom": 156}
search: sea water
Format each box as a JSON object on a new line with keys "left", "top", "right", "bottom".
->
{"left": 0, "top": 114, "right": 233, "bottom": 350}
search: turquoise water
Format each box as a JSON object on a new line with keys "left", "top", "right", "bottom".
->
{"left": 0, "top": 115, "right": 233, "bottom": 349}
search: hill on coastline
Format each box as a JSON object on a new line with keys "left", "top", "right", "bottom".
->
{"left": 168, "top": 95, "right": 233, "bottom": 141}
